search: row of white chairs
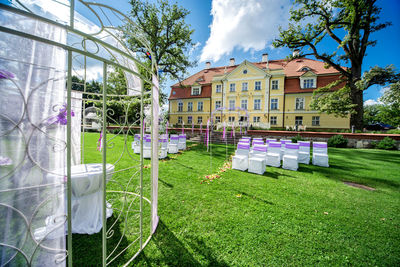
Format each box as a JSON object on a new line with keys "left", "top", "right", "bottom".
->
{"left": 232, "top": 138, "right": 329, "bottom": 175}
{"left": 131, "top": 134, "right": 187, "bottom": 159}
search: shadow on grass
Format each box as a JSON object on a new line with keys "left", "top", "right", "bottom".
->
{"left": 239, "top": 191, "right": 274, "bottom": 205}
{"left": 299, "top": 149, "right": 400, "bottom": 191}
{"left": 159, "top": 178, "right": 174, "bottom": 189}
{"left": 136, "top": 220, "right": 228, "bottom": 266}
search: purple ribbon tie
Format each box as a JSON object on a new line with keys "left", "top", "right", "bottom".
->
{"left": 299, "top": 141, "right": 310, "bottom": 147}
{"left": 285, "top": 143, "right": 299, "bottom": 149}
{"left": 237, "top": 143, "right": 250, "bottom": 150}
{"left": 314, "top": 143, "right": 328, "bottom": 148}
{"left": 269, "top": 142, "right": 281, "bottom": 148}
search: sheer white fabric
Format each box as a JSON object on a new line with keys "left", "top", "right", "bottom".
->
{"left": 0, "top": 8, "right": 67, "bottom": 266}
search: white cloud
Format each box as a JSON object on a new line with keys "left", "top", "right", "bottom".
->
{"left": 364, "top": 99, "right": 382, "bottom": 106}
{"left": 73, "top": 65, "right": 103, "bottom": 81}
{"left": 200, "top": 0, "right": 291, "bottom": 62}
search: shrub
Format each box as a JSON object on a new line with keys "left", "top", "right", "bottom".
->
{"left": 387, "top": 129, "right": 400, "bottom": 134}
{"left": 376, "top": 137, "right": 397, "bottom": 150}
{"left": 291, "top": 134, "right": 304, "bottom": 143}
{"left": 327, "top": 135, "right": 348, "bottom": 148}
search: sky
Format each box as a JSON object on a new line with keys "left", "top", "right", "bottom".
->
{"left": 7, "top": 0, "right": 399, "bottom": 105}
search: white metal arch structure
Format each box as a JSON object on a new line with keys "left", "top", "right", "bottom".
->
{"left": 0, "top": 0, "right": 159, "bottom": 266}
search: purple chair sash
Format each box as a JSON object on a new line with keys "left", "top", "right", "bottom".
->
{"left": 313, "top": 143, "right": 327, "bottom": 148}
{"left": 285, "top": 143, "right": 299, "bottom": 149}
{"left": 299, "top": 141, "right": 310, "bottom": 147}
{"left": 253, "top": 145, "right": 267, "bottom": 152}
{"left": 179, "top": 135, "right": 186, "bottom": 139}
{"left": 145, "top": 137, "right": 151, "bottom": 142}
{"left": 170, "top": 136, "right": 179, "bottom": 141}
{"left": 280, "top": 140, "right": 288, "bottom": 144}
{"left": 237, "top": 143, "right": 250, "bottom": 150}
{"left": 269, "top": 142, "right": 281, "bottom": 148}
{"left": 252, "top": 141, "right": 264, "bottom": 145}
{"left": 159, "top": 139, "right": 167, "bottom": 143}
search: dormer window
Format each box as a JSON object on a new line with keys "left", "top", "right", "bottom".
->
{"left": 243, "top": 69, "right": 248, "bottom": 74}
{"left": 300, "top": 67, "right": 310, "bottom": 72}
{"left": 191, "top": 86, "right": 201, "bottom": 95}
{"left": 303, "top": 79, "right": 314, "bottom": 88}
{"left": 300, "top": 73, "right": 317, "bottom": 89}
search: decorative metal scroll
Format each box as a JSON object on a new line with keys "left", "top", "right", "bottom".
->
{"left": 0, "top": 1, "right": 159, "bottom": 267}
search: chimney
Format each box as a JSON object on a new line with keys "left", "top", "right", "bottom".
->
{"left": 292, "top": 49, "right": 300, "bottom": 57}
{"left": 262, "top": 53, "right": 268, "bottom": 62}
{"left": 230, "top": 58, "right": 235, "bottom": 66}
{"left": 205, "top": 61, "right": 211, "bottom": 69}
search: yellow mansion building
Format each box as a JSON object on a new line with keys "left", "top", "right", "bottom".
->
{"left": 168, "top": 54, "right": 349, "bottom": 130}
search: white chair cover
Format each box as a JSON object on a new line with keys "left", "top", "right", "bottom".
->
{"left": 158, "top": 138, "right": 168, "bottom": 159}
{"left": 168, "top": 135, "right": 179, "bottom": 154}
{"left": 283, "top": 143, "right": 299, "bottom": 171}
{"left": 312, "top": 142, "right": 329, "bottom": 167}
{"left": 132, "top": 134, "right": 141, "bottom": 154}
{"left": 248, "top": 145, "right": 268, "bottom": 174}
{"left": 143, "top": 136, "right": 151, "bottom": 158}
{"left": 178, "top": 134, "right": 186, "bottom": 150}
{"left": 298, "top": 141, "right": 310, "bottom": 164}
{"left": 232, "top": 143, "right": 250, "bottom": 171}
{"left": 266, "top": 142, "right": 281, "bottom": 167}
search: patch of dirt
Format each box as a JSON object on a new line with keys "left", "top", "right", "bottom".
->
{"left": 343, "top": 181, "right": 376, "bottom": 191}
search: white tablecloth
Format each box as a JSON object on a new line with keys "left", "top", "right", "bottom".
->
{"left": 34, "top": 163, "right": 115, "bottom": 239}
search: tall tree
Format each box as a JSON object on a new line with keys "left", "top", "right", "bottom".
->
{"left": 273, "top": 0, "right": 396, "bottom": 129}
{"left": 124, "top": 0, "right": 196, "bottom": 82}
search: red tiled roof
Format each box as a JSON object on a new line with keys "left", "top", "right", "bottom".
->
{"left": 169, "top": 58, "right": 343, "bottom": 100}
{"left": 169, "top": 84, "right": 211, "bottom": 100}
{"left": 285, "top": 74, "right": 346, "bottom": 94}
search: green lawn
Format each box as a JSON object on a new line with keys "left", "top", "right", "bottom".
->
{"left": 74, "top": 133, "right": 400, "bottom": 266}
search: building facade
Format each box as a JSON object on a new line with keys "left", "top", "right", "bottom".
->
{"left": 169, "top": 55, "right": 349, "bottom": 129}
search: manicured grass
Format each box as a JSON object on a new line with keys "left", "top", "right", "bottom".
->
{"left": 75, "top": 133, "right": 400, "bottom": 266}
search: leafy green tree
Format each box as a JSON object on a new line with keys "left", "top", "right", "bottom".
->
{"left": 381, "top": 81, "right": 400, "bottom": 109}
{"left": 124, "top": 0, "right": 196, "bottom": 82}
{"left": 273, "top": 0, "right": 398, "bottom": 129}
{"left": 364, "top": 104, "right": 400, "bottom": 127}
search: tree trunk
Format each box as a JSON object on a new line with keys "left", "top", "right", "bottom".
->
{"left": 350, "top": 85, "right": 364, "bottom": 130}
{"left": 349, "top": 64, "right": 364, "bottom": 130}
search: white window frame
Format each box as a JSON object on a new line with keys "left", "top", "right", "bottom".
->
{"left": 197, "top": 116, "right": 202, "bottom": 124}
{"left": 254, "top": 99, "right": 261, "bottom": 110}
{"left": 215, "top": 100, "right": 221, "bottom": 109}
{"left": 270, "top": 98, "right": 279, "bottom": 110}
{"left": 178, "top": 116, "right": 183, "bottom": 124}
{"left": 197, "top": 101, "right": 203, "bottom": 111}
{"left": 255, "top": 81, "right": 261, "bottom": 91}
{"left": 295, "top": 97, "right": 305, "bottom": 110}
{"left": 187, "top": 102, "right": 193, "bottom": 112}
{"left": 270, "top": 116, "right": 277, "bottom": 125}
{"left": 242, "top": 82, "right": 248, "bottom": 91}
{"left": 253, "top": 116, "right": 260, "bottom": 123}
{"left": 241, "top": 99, "right": 248, "bottom": 110}
{"left": 215, "top": 116, "right": 221, "bottom": 123}
{"left": 271, "top": 80, "right": 279, "bottom": 90}
{"left": 188, "top": 116, "right": 192, "bottom": 124}
{"left": 178, "top": 102, "right": 183, "bottom": 112}
{"left": 216, "top": 84, "right": 222, "bottom": 93}
{"left": 191, "top": 86, "right": 201, "bottom": 95}
{"left": 229, "top": 99, "right": 235, "bottom": 110}
{"left": 228, "top": 116, "right": 235, "bottom": 122}
{"left": 312, "top": 116, "right": 320, "bottom": 126}
{"left": 229, "top": 83, "right": 236, "bottom": 92}
{"left": 300, "top": 76, "right": 317, "bottom": 89}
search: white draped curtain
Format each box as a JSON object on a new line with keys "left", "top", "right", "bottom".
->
{"left": 0, "top": 8, "right": 67, "bottom": 266}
